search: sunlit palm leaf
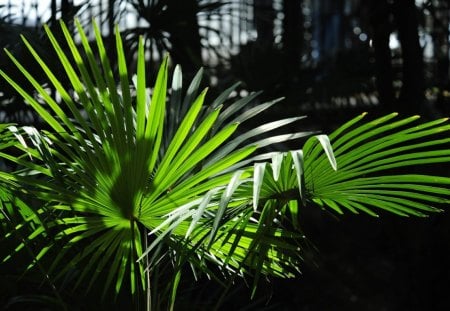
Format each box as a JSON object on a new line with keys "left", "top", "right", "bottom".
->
{"left": 0, "top": 19, "right": 310, "bottom": 302}
{"left": 304, "top": 113, "right": 450, "bottom": 216}
{"left": 181, "top": 113, "right": 450, "bottom": 295}
{"left": 2, "top": 16, "right": 450, "bottom": 309}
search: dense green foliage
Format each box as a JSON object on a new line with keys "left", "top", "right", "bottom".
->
{"left": 1, "top": 20, "right": 449, "bottom": 309}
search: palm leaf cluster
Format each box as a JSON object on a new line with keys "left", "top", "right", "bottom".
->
{"left": 304, "top": 113, "right": 450, "bottom": 217}
{"left": 0, "top": 19, "right": 310, "bottom": 301}
{"left": 0, "top": 19, "right": 449, "bottom": 308}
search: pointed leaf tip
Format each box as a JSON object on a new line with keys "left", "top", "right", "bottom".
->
{"left": 316, "top": 135, "right": 337, "bottom": 171}
{"left": 253, "top": 162, "right": 266, "bottom": 211}
{"left": 291, "top": 150, "right": 306, "bottom": 206}
{"left": 271, "top": 152, "right": 285, "bottom": 182}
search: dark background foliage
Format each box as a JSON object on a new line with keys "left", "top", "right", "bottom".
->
{"left": 1, "top": 0, "right": 449, "bottom": 310}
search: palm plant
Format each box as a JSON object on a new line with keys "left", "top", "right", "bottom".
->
{"left": 117, "top": 0, "right": 230, "bottom": 73}
{"left": 0, "top": 19, "right": 449, "bottom": 310}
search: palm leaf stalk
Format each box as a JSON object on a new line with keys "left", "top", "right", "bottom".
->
{"left": 0, "top": 19, "right": 449, "bottom": 309}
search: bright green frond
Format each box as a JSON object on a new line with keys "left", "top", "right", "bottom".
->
{"left": 305, "top": 114, "right": 450, "bottom": 216}
{"left": 0, "top": 18, "right": 312, "bottom": 301}
{"left": 3, "top": 14, "right": 448, "bottom": 309}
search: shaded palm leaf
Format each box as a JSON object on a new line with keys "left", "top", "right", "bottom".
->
{"left": 0, "top": 124, "right": 38, "bottom": 228}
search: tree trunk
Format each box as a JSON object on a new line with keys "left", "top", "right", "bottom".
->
{"left": 283, "top": 0, "right": 302, "bottom": 79}
{"left": 61, "top": 0, "right": 72, "bottom": 21}
{"left": 393, "top": 0, "right": 424, "bottom": 114}
{"left": 108, "top": 0, "right": 115, "bottom": 38}
{"left": 167, "top": 0, "right": 202, "bottom": 73}
{"left": 369, "top": 0, "right": 424, "bottom": 113}
{"left": 433, "top": 0, "right": 450, "bottom": 113}
{"left": 369, "top": 0, "right": 396, "bottom": 109}
{"left": 50, "top": 0, "right": 57, "bottom": 24}
{"left": 254, "top": 0, "right": 275, "bottom": 45}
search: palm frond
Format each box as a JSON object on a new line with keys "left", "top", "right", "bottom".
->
{"left": 1, "top": 16, "right": 450, "bottom": 309}
{"left": 170, "top": 113, "right": 450, "bottom": 298}
{"left": 0, "top": 19, "right": 311, "bottom": 302}
{"left": 304, "top": 113, "right": 450, "bottom": 216}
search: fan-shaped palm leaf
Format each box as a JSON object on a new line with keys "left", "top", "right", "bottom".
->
{"left": 0, "top": 19, "right": 312, "bottom": 305}
{"left": 140, "top": 114, "right": 450, "bottom": 301}
{"left": 1, "top": 18, "right": 450, "bottom": 310}
{"left": 304, "top": 113, "right": 450, "bottom": 216}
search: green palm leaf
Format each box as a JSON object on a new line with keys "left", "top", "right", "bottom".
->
{"left": 0, "top": 19, "right": 311, "bottom": 304}
{"left": 304, "top": 113, "right": 450, "bottom": 216}
{"left": 1, "top": 18, "right": 450, "bottom": 309}
{"left": 184, "top": 113, "right": 450, "bottom": 296}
